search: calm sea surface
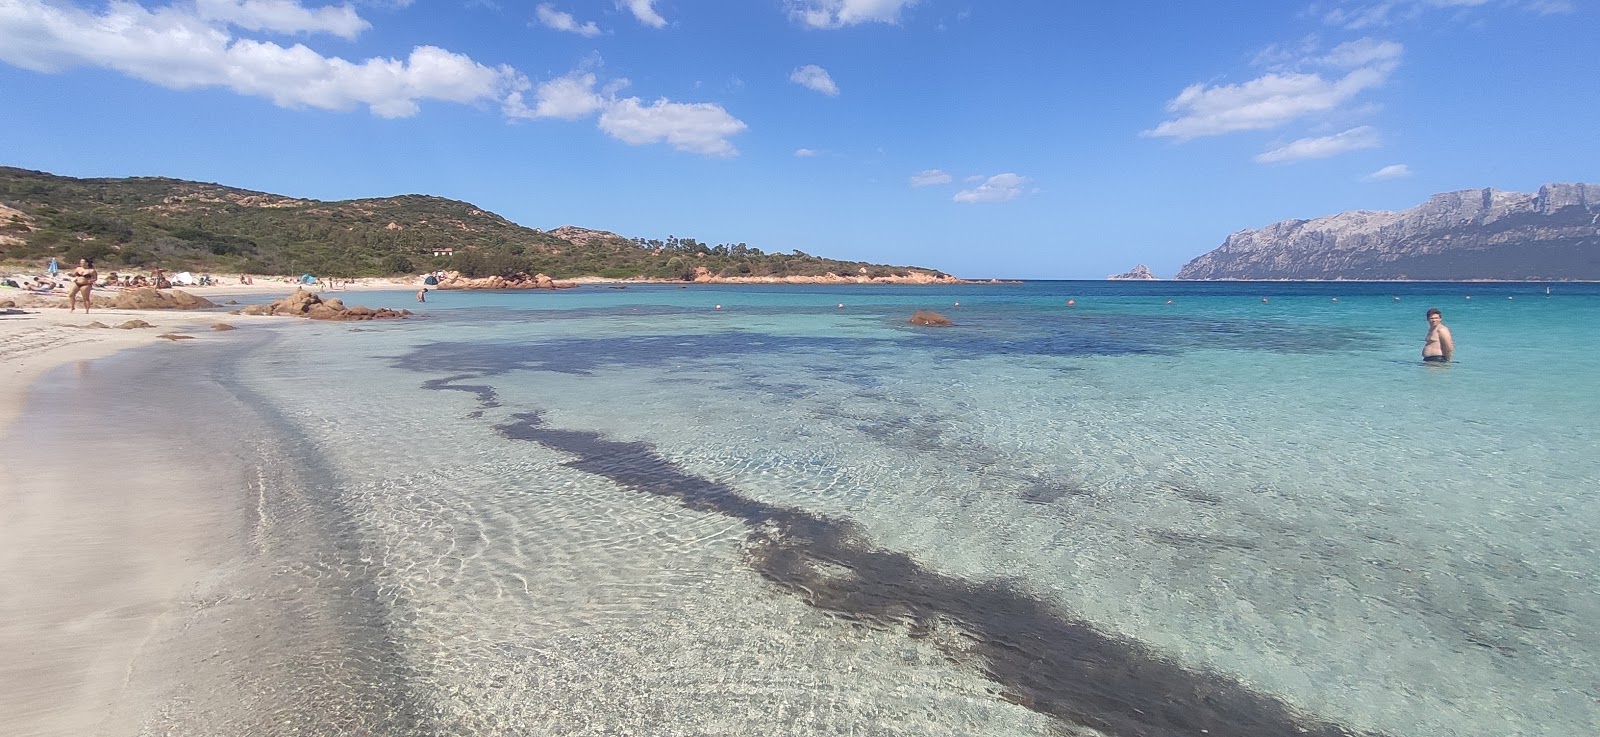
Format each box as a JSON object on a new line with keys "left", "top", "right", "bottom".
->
{"left": 74, "top": 281, "right": 1600, "bottom": 735}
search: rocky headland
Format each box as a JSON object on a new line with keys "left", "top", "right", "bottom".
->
{"left": 1178, "top": 183, "right": 1600, "bottom": 280}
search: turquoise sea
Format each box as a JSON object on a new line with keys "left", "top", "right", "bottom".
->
{"left": 22, "top": 281, "right": 1600, "bottom": 735}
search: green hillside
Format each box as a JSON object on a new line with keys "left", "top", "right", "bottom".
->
{"left": 0, "top": 166, "right": 949, "bottom": 280}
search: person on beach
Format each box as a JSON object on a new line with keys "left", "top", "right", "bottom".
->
{"left": 68, "top": 258, "right": 97, "bottom": 313}
{"left": 1423, "top": 307, "right": 1453, "bottom": 363}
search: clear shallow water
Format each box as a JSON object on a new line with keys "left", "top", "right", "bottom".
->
{"left": 108, "top": 282, "right": 1600, "bottom": 734}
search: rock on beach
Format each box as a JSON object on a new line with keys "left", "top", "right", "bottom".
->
{"left": 240, "top": 290, "right": 409, "bottom": 321}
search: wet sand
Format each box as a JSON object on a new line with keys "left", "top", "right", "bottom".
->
{"left": 0, "top": 346, "right": 251, "bottom": 735}
{"left": 0, "top": 322, "right": 426, "bottom": 736}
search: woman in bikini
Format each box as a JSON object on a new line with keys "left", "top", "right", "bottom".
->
{"left": 68, "top": 258, "right": 97, "bottom": 313}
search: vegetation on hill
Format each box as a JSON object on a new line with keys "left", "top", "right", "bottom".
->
{"left": 0, "top": 166, "right": 949, "bottom": 280}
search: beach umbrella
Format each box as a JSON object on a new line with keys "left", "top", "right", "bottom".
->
{"left": 300, "top": 273, "right": 317, "bottom": 284}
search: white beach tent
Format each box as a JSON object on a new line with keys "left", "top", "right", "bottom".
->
{"left": 171, "top": 271, "right": 197, "bottom": 285}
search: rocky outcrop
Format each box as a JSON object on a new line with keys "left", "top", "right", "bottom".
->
{"left": 240, "top": 290, "right": 410, "bottom": 320}
{"left": 98, "top": 288, "right": 215, "bottom": 310}
{"left": 1178, "top": 183, "right": 1600, "bottom": 280}
{"left": 909, "top": 310, "right": 953, "bottom": 326}
{"left": 1109, "top": 264, "right": 1159, "bottom": 280}
{"left": 548, "top": 225, "right": 627, "bottom": 248}
{"left": 434, "top": 271, "right": 577, "bottom": 290}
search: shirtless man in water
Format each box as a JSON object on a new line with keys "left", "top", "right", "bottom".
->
{"left": 1423, "top": 307, "right": 1454, "bottom": 363}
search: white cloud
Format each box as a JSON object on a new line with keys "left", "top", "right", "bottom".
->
{"left": 1254, "top": 126, "right": 1381, "bottom": 163}
{"left": 505, "top": 70, "right": 606, "bottom": 119}
{"left": 535, "top": 4, "right": 599, "bottom": 36}
{"left": 789, "top": 64, "right": 838, "bottom": 96}
{"left": 194, "top": 0, "right": 368, "bottom": 39}
{"left": 1527, "top": 0, "right": 1574, "bottom": 13}
{"left": 1145, "top": 37, "right": 1401, "bottom": 140}
{"left": 791, "top": 0, "right": 918, "bottom": 29}
{"left": 953, "top": 173, "right": 1029, "bottom": 203}
{"left": 505, "top": 71, "right": 747, "bottom": 156}
{"left": 908, "top": 169, "right": 951, "bottom": 187}
{"left": 1364, "top": 163, "right": 1412, "bottom": 180}
{"left": 618, "top": 0, "right": 665, "bottom": 28}
{"left": 1319, "top": 37, "right": 1403, "bottom": 68}
{"left": 794, "top": 148, "right": 817, "bottom": 157}
{"left": 0, "top": 0, "right": 506, "bottom": 117}
{"left": 599, "top": 97, "right": 747, "bottom": 157}
{"left": 1319, "top": 0, "right": 1565, "bottom": 28}
{"left": 0, "top": 0, "right": 747, "bottom": 156}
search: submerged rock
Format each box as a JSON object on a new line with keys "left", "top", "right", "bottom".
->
{"left": 211, "top": 323, "right": 237, "bottom": 331}
{"left": 156, "top": 333, "right": 195, "bottom": 340}
{"left": 909, "top": 310, "right": 953, "bottom": 327}
{"left": 115, "top": 319, "right": 155, "bottom": 329}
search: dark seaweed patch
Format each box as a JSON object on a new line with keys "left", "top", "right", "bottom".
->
{"left": 432, "top": 375, "right": 1379, "bottom": 737}
{"left": 397, "top": 308, "right": 1369, "bottom": 381}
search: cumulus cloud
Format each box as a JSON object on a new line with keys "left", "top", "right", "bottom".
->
{"left": 1364, "top": 163, "right": 1412, "bottom": 180}
{"left": 599, "top": 97, "right": 748, "bottom": 157}
{"left": 0, "top": 0, "right": 746, "bottom": 155}
{"left": 908, "top": 169, "right": 951, "bottom": 187}
{"left": 0, "top": 0, "right": 505, "bottom": 117}
{"left": 791, "top": 0, "right": 918, "bottom": 29}
{"left": 618, "top": 0, "right": 666, "bottom": 27}
{"left": 504, "top": 70, "right": 747, "bottom": 156}
{"left": 953, "top": 173, "right": 1029, "bottom": 203}
{"left": 1254, "top": 126, "right": 1381, "bottom": 163}
{"left": 505, "top": 71, "right": 606, "bottom": 119}
{"left": 1145, "top": 38, "right": 1401, "bottom": 141}
{"left": 535, "top": 4, "right": 600, "bottom": 36}
{"left": 789, "top": 64, "right": 839, "bottom": 95}
{"left": 794, "top": 148, "right": 817, "bottom": 157}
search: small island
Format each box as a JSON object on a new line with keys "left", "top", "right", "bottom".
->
{"left": 1108, "top": 264, "right": 1159, "bottom": 280}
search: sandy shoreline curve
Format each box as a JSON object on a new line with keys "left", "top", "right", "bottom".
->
{"left": 0, "top": 305, "right": 276, "bottom": 436}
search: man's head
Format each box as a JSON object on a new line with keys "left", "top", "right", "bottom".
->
{"left": 1426, "top": 307, "right": 1442, "bottom": 323}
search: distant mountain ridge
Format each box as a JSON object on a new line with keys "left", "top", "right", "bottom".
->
{"left": 1178, "top": 183, "right": 1600, "bottom": 280}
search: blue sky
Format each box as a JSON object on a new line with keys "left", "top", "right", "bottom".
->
{"left": 0, "top": 0, "right": 1594, "bottom": 278}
